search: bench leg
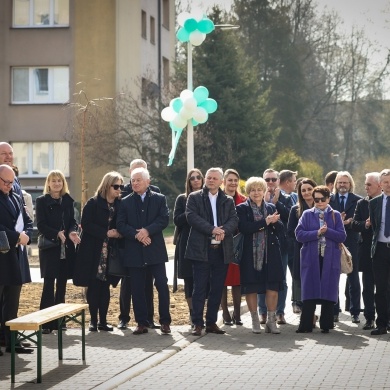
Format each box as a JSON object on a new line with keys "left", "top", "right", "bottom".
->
{"left": 58, "top": 318, "right": 63, "bottom": 360}
{"left": 82, "top": 309, "right": 86, "bottom": 360}
{"left": 37, "top": 327, "right": 42, "bottom": 383}
{"left": 10, "top": 330, "right": 16, "bottom": 383}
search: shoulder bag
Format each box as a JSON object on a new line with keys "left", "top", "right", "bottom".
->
{"left": 331, "top": 211, "right": 353, "bottom": 274}
{"left": 0, "top": 231, "right": 10, "bottom": 253}
{"left": 38, "top": 235, "right": 60, "bottom": 251}
{"left": 108, "top": 240, "right": 127, "bottom": 277}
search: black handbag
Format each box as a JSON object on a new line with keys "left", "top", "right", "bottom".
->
{"left": 0, "top": 231, "right": 10, "bottom": 253}
{"left": 38, "top": 235, "right": 60, "bottom": 250}
{"left": 108, "top": 241, "right": 127, "bottom": 277}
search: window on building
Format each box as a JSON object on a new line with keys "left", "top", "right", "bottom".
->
{"left": 13, "top": 0, "right": 70, "bottom": 27}
{"left": 141, "top": 10, "right": 147, "bottom": 39}
{"left": 150, "top": 16, "right": 155, "bottom": 44}
{"left": 12, "top": 66, "right": 69, "bottom": 104}
{"left": 162, "top": 0, "right": 169, "bottom": 29}
{"left": 12, "top": 141, "right": 70, "bottom": 177}
{"left": 163, "top": 57, "right": 169, "bottom": 88}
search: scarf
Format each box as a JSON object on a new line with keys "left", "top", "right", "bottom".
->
{"left": 250, "top": 200, "right": 267, "bottom": 271}
{"left": 314, "top": 207, "right": 327, "bottom": 257}
{"left": 97, "top": 202, "right": 115, "bottom": 281}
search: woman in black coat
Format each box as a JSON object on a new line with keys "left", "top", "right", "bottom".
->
{"left": 36, "top": 170, "right": 80, "bottom": 334}
{"left": 236, "top": 177, "right": 284, "bottom": 334}
{"left": 73, "top": 171, "right": 123, "bottom": 331}
{"left": 173, "top": 169, "right": 204, "bottom": 324}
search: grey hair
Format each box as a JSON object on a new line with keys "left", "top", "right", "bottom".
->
{"left": 365, "top": 172, "right": 381, "bottom": 183}
{"left": 334, "top": 171, "right": 355, "bottom": 193}
{"left": 130, "top": 159, "right": 147, "bottom": 169}
{"left": 131, "top": 167, "right": 150, "bottom": 180}
{"left": 205, "top": 167, "right": 223, "bottom": 179}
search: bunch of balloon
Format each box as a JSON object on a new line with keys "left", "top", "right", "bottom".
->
{"left": 161, "top": 9, "right": 218, "bottom": 168}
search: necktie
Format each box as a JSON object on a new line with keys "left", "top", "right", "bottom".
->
{"left": 339, "top": 195, "right": 345, "bottom": 212}
{"left": 384, "top": 197, "right": 390, "bottom": 238}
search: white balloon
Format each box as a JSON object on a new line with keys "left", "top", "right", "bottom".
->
{"left": 193, "top": 107, "right": 208, "bottom": 124}
{"left": 177, "top": 12, "right": 191, "bottom": 27}
{"left": 191, "top": 8, "right": 204, "bottom": 22}
{"left": 183, "top": 97, "right": 197, "bottom": 111}
{"left": 173, "top": 114, "right": 188, "bottom": 129}
{"left": 161, "top": 107, "right": 176, "bottom": 122}
{"left": 180, "top": 89, "right": 193, "bottom": 101}
{"left": 189, "top": 31, "right": 206, "bottom": 46}
{"left": 179, "top": 107, "right": 193, "bottom": 120}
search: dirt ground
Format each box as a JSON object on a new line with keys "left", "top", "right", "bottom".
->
{"left": 19, "top": 237, "right": 235, "bottom": 328}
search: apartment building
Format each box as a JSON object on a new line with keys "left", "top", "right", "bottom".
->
{"left": 0, "top": 0, "right": 175, "bottom": 205}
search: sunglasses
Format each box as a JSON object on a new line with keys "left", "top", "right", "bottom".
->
{"left": 265, "top": 178, "right": 277, "bottom": 182}
{"left": 111, "top": 184, "right": 124, "bottom": 191}
{"left": 0, "top": 177, "right": 14, "bottom": 186}
{"left": 313, "top": 197, "right": 328, "bottom": 203}
{"left": 190, "top": 175, "right": 202, "bottom": 181}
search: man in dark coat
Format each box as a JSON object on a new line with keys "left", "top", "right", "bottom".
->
{"left": 117, "top": 159, "right": 160, "bottom": 330}
{"left": 185, "top": 167, "right": 238, "bottom": 336}
{"left": 369, "top": 169, "right": 390, "bottom": 335}
{"left": 0, "top": 164, "right": 33, "bottom": 354}
{"left": 117, "top": 167, "right": 171, "bottom": 335}
{"left": 330, "top": 171, "right": 362, "bottom": 323}
{"left": 352, "top": 172, "right": 382, "bottom": 330}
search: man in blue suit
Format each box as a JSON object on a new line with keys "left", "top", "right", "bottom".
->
{"left": 330, "top": 171, "right": 362, "bottom": 323}
{"left": 0, "top": 164, "right": 33, "bottom": 354}
{"left": 369, "top": 169, "right": 390, "bottom": 335}
{"left": 117, "top": 167, "right": 171, "bottom": 335}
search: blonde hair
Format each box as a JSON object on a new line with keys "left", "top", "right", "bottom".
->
{"left": 334, "top": 171, "right": 355, "bottom": 193}
{"left": 245, "top": 177, "right": 267, "bottom": 194}
{"left": 95, "top": 171, "right": 124, "bottom": 199}
{"left": 44, "top": 170, "right": 69, "bottom": 196}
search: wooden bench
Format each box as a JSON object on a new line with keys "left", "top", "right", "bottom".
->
{"left": 5, "top": 303, "right": 89, "bottom": 384}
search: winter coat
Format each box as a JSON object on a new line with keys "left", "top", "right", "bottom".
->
{"left": 295, "top": 206, "right": 346, "bottom": 303}
{"left": 36, "top": 193, "right": 77, "bottom": 279}
{"left": 116, "top": 189, "right": 169, "bottom": 267}
{"left": 237, "top": 199, "right": 284, "bottom": 287}
{"left": 0, "top": 190, "right": 32, "bottom": 285}
{"left": 185, "top": 186, "right": 238, "bottom": 263}
{"left": 73, "top": 195, "right": 121, "bottom": 287}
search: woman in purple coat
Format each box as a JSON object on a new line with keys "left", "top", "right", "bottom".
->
{"left": 295, "top": 185, "right": 346, "bottom": 333}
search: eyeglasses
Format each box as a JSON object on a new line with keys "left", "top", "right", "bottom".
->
{"left": 0, "top": 177, "right": 14, "bottom": 186}
{"left": 264, "top": 178, "right": 277, "bottom": 183}
{"left": 313, "top": 197, "right": 328, "bottom": 203}
{"left": 111, "top": 184, "right": 124, "bottom": 191}
{"left": 190, "top": 175, "right": 202, "bottom": 181}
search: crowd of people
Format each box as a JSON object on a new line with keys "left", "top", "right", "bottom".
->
{"left": 2, "top": 139, "right": 390, "bottom": 356}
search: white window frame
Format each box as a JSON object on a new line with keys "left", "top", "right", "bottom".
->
{"left": 13, "top": 142, "right": 70, "bottom": 178}
{"left": 13, "top": 0, "right": 70, "bottom": 28}
{"left": 12, "top": 66, "right": 69, "bottom": 104}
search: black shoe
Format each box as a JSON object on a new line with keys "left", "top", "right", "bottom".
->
{"left": 223, "top": 317, "right": 233, "bottom": 326}
{"left": 0, "top": 348, "right": 2, "bottom": 356}
{"left": 117, "top": 320, "right": 128, "bottom": 330}
{"left": 89, "top": 323, "right": 98, "bottom": 332}
{"left": 296, "top": 328, "right": 312, "bottom": 333}
{"left": 232, "top": 314, "right": 243, "bottom": 326}
{"left": 351, "top": 315, "right": 360, "bottom": 324}
{"left": 61, "top": 323, "right": 67, "bottom": 331}
{"left": 98, "top": 323, "right": 113, "bottom": 331}
{"left": 148, "top": 322, "right": 160, "bottom": 329}
{"left": 321, "top": 329, "right": 329, "bottom": 334}
{"left": 6, "top": 346, "right": 34, "bottom": 354}
{"left": 363, "top": 320, "right": 375, "bottom": 330}
{"left": 42, "top": 328, "right": 52, "bottom": 334}
{"left": 333, "top": 315, "right": 339, "bottom": 323}
{"left": 387, "top": 322, "right": 390, "bottom": 331}
{"left": 371, "top": 327, "right": 387, "bottom": 335}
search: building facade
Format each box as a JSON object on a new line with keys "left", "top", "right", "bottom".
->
{"left": 0, "top": 0, "right": 175, "bottom": 205}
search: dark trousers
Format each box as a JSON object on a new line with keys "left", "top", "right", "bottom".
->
{"left": 119, "top": 268, "right": 155, "bottom": 324}
{"left": 87, "top": 278, "right": 111, "bottom": 325}
{"left": 372, "top": 243, "right": 390, "bottom": 328}
{"left": 0, "top": 285, "right": 22, "bottom": 347}
{"left": 129, "top": 263, "right": 171, "bottom": 326}
{"left": 362, "top": 265, "right": 376, "bottom": 321}
{"left": 299, "top": 299, "right": 334, "bottom": 332}
{"left": 39, "top": 275, "right": 67, "bottom": 330}
{"left": 191, "top": 247, "right": 228, "bottom": 327}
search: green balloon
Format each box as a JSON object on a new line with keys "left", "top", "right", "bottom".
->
{"left": 171, "top": 98, "right": 183, "bottom": 113}
{"left": 197, "top": 19, "right": 214, "bottom": 34}
{"left": 192, "top": 119, "right": 199, "bottom": 126}
{"left": 184, "top": 18, "right": 198, "bottom": 33}
{"left": 200, "top": 99, "right": 218, "bottom": 114}
{"left": 193, "top": 86, "right": 209, "bottom": 104}
{"left": 176, "top": 27, "right": 190, "bottom": 42}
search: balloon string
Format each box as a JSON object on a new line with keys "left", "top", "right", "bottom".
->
{"left": 167, "top": 128, "right": 184, "bottom": 166}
